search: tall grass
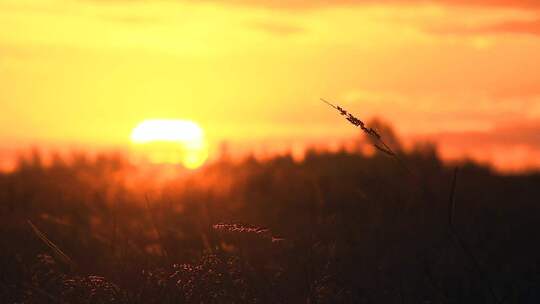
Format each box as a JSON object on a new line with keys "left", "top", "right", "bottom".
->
{"left": 0, "top": 103, "right": 538, "bottom": 302}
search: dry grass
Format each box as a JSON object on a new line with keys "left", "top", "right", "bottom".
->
{"left": 0, "top": 103, "right": 537, "bottom": 303}
{"left": 321, "top": 98, "right": 411, "bottom": 173}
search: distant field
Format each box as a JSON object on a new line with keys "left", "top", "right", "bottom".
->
{"left": 1, "top": 144, "right": 539, "bottom": 303}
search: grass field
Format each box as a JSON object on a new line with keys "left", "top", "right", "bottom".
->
{"left": 1, "top": 116, "right": 539, "bottom": 303}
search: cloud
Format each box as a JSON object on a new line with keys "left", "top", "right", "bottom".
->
{"left": 102, "top": 15, "right": 160, "bottom": 25}
{"left": 411, "top": 119, "right": 540, "bottom": 170}
{"left": 414, "top": 119, "right": 540, "bottom": 152}
{"left": 491, "top": 84, "right": 540, "bottom": 99}
{"left": 431, "top": 18, "right": 540, "bottom": 36}
{"left": 0, "top": 44, "right": 31, "bottom": 59}
{"left": 199, "top": 0, "right": 540, "bottom": 10}
{"left": 482, "top": 19, "right": 540, "bottom": 35}
{"left": 249, "top": 21, "right": 305, "bottom": 36}
{"left": 85, "top": 0, "right": 540, "bottom": 11}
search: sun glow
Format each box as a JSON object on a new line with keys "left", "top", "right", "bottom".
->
{"left": 130, "top": 119, "right": 208, "bottom": 169}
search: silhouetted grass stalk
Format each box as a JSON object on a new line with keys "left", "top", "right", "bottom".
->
{"left": 321, "top": 98, "right": 411, "bottom": 174}
{"left": 447, "top": 168, "right": 500, "bottom": 303}
{"left": 323, "top": 98, "right": 502, "bottom": 302}
{"left": 144, "top": 195, "right": 171, "bottom": 262}
{"left": 27, "top": 220, "right": 76, "bottom": 271}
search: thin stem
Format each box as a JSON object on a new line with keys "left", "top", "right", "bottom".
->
{"left": 447, "top": 168, "right": 500, "bottom": 303}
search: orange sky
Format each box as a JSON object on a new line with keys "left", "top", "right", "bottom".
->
{"left": 1, "top": 0, "right": 540, "bottom": 171}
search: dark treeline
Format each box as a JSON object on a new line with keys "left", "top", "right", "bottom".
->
{"left": 1, "top": 141, "right": 540, "bottom": 303}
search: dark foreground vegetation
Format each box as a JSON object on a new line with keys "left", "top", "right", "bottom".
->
{"left": 1, "top": 137, "right": 540, "bottom": 303}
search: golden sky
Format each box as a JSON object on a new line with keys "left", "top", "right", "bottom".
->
{"left": 1, "top": 0, "right": 540, "bottom": 170}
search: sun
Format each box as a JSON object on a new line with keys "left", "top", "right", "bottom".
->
{"left": 130, "top": 119, "right": 208, "bottom": 169}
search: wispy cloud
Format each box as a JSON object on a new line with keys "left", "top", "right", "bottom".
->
{"left": 412, "top": 118, "right": 540, "bottom": 170}
{"left": 426, "top": 119, "right": 540, "bottom": 148}
{"left": 431, "top": 18, "right": 540, "bottom": 36}
{"left": 81, "top": 0, "right": 540, "bottom": 11}
{"left": 102, "top": 15, "right": 161, "bottom": 25}
{"left": 0, "top": 44, "right": 31, "bottom": 59}
{"left": 184, "top": 0, "right": 540, "bottom": 11}
{"left": 248, "top": 21, "right": 305, "bottom": 36}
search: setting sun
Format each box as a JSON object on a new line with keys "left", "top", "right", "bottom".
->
{"left": 130, "top": 119, "right": 208, "bottom": 169}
